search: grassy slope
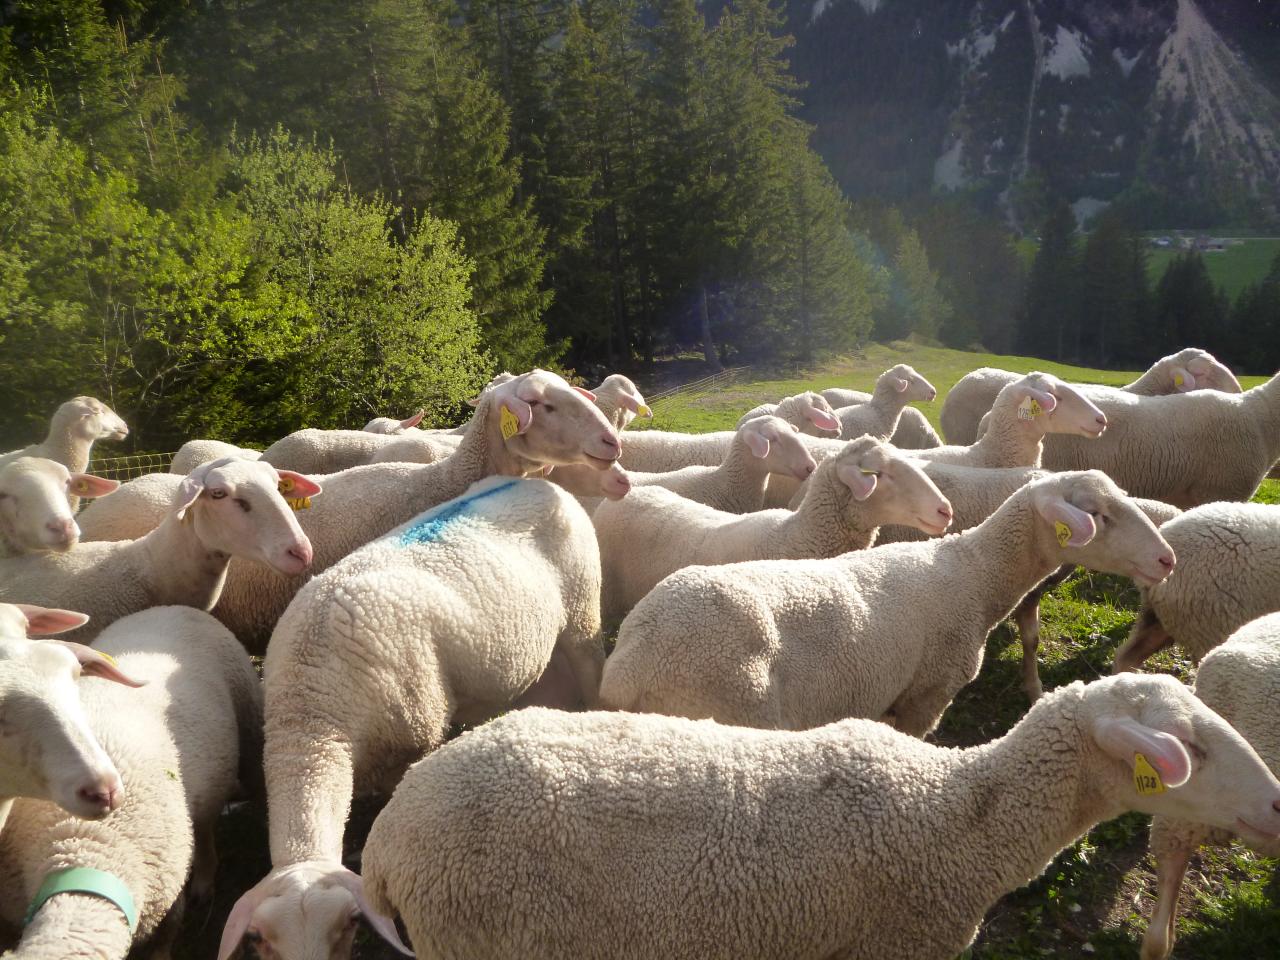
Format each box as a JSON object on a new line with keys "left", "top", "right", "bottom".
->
{"left": 639, "top": 342, "right": 1279, "bottom": 960}
{"left": 1145, "top": 239, "right": 1280, "bottom": 298}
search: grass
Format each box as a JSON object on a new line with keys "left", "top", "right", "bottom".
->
{"left": 1146, "top": 238, "right": 1280, "bottom": 299}
{"left": 184, "top": 342, "right": 1277, "bottom": 959}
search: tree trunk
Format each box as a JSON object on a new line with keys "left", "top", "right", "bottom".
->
{"left": 699, "top": 284, "right": 723, "bottom": 371}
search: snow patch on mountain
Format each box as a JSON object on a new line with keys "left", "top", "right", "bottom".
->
{"left": 946, "top": 9, "right": 1015, "bottom": 67}
{"left": 1112, "top": 47, "right": 1142, "bottom": 78}
{"left": 1043, "top": 25, "right": 1090, "bottom": 79}
{"left": 933, "top": 139, "right": 965, "bottom": 190}
{"left": 811, "top": 0, "right": 882, "bottom": 23}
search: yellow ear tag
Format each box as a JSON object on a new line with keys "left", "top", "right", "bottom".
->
{"left": 98, "top": 651, "right": 119, "bottom": 667}
{"left": 636, "top": 404, "right": 652, "bottom": 418}
{"left": 1133, "top": 753, "right": 1166, "bottom": 795}
{"left": 286, "top": 497, "right": 311, "bottom": 511}
{"left": 500, "top": 404, "right": 521, "bottom": 441}
{"left": 277, "top": 477, "right": 295, "bottom": 495}
{"left": 71, "top": 479, "right": 89, "bottom": 496}
{"left": 1018, "top": 396, "right": 1042, "bottom": 421}
{"left": 859, "top": 468, "right": 878, "bottom": 475}
{"left": 1173, "top": 373, "right": 1185, "bottom": 388}
{"left": 1054, "top": 520, "right": 1072, "bottom": 546}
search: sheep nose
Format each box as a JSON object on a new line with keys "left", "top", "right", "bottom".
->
{"left": 938, "top": 505, "right": 953, "bottom": 522}
{"left": 1157, "top": 553, "right": 1175, "bottom": 572}
{"left": 803, "top": 462, "right": 816, "bottom": 477}
{"left": 78, "top": 780, "right": 122, "bottom": 813}
{"left": 47, "top": 518, "right": 77, "bottom": 542}
{"left": 599, "top": 432, "right": 620, "bottom": 451}
{"left": 926, "top": 389, "right": 937, "bottom": 401}
{"left": 1096, "top": 413, "right": 1108, "bottom": 428}
{"left": 288, "top": 542, "right": 314, "bottom": 569}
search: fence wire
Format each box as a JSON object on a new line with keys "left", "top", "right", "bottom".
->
{"left": 645, "top": 366, "right": 749, "bottom": 412}
{"left": 88, "top": 452, "right": 176, "bottom": 482}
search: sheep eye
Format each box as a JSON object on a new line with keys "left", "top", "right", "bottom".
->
{"left": 209, "top": 489, "right": 228, "bottom": 500}
{"left": 543, "top": 403, "right": 556, "bottom": 413}
{"left": 234, "top": 498, "right": 251, "bottom": 513}
{"left": 245, "top": 929, "right": 263, "bottom": 943}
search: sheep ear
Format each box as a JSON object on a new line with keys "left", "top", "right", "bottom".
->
{"left": 49, "top": 640, "right": 146, "bottom": 687}
{"left": 491, "top": 381, "right": 534, "bottom": 438}
{"left": 16, "top": 604, "right": 89, "bottom": 636}
{"left": 573, "top": 385, "right": 597, "bottom": 402}
{"left": 1170, "top": 366, "right": 1196, "bottom": 392}
{"left": 1036, "top": 496, "right": 1096, "bottom": 547}
{"left": 743, "top": 430, "right": 771, "bottom": 459}
{"left": 1093, "top": 715, "right": 1192, "bottom": 790}
{"left": 69, "top": 474, "right": 119, "bottom": 498}
{"left": 836, "top": 463, "right": 878, "bottom": 501}
{"left": 334, "top": 869, "right": 415, "bottom": 956}
{"left": 218, "top": 884, "right": 269, "bottom": 960}
{"left": 276, "top": 470, "right": 323, "bottom": 499}
{"left": 400, "top": 411, "right": 425, "bottom": 430}
{"left": 893, "top": 378, "right": 909, "bottom": 393}
{"left": 174, "top": 474, "right": 204, "bottom": 520}
{"left": 805, "top": 407, "right": 841, "bottom": 432}
{"left": 1023, "top": 387, "right": 1058, "bottom": 415}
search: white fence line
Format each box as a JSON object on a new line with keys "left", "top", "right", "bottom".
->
{"left": 645, "top": 366, "right": 750, "bottom": 410}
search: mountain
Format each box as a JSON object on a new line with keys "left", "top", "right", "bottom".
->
{"left": 785, "top": 0, "right": 1280, "bottom": 229}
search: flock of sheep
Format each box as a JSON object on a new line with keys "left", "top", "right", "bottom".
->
{"left": 0, "top": 348, "right": 1278, "bottom": 960}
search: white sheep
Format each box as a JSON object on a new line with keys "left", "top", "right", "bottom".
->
{"left": 940, "top": 349, "right": 1242, "bottom": 445}
{"left": 359, "top": 674, "right": 1280, "bottom": 960}
{"left": 1036, "top": 370, "right": 1280, "bottom": 507}
{"left": 259, "top": 427, "right": 400, "bottom": 474}
{"left": 1140, "top": 612, "right": 1280, "bottom": 960}
{"left": 0, "top": 606, "right": 263, "bottom": 959}
{"left": 168, "top": 440, "right": 262, "bottom": 474}
{"left": 0, "top": 398, "right": 128, "bottom": 512}
{"left": 211, "top": 369, "right": 624, "bottom": 652}
{"left": 0, "top": 459, "right": 117, "bottom": 556}
{"left": 914, "top": 372, "right": 1107, "bottom": 469}
{"left": 1113, "top": 502, "right": 1280, "bottom": 672}
{"left": 601, "top": 471, "right": 1175, "bottom": 736}
{"left": 0, "top": 458, "right": 320, "bottom": 643}
{"left": 590, "top": 373, "right": 652, "bottom": 431}
{"left": 366, "top": 430, "right": 464, "bottom": 465}
{"left": 593, "top": 436, "right": 952, "bottom": 624}
{"left": 217, "top": 476, "right": 601, "bottom": 960}
{"left": 620, "top": 393, "right": 839, "bottom": 474}
{"left": 361, "top": 410, "right": 425, "bottom": 434}
{"left": 625, "top": 415, "right": 816, "bottom": 513}
{"left": 0, "top": 603, "right": 141, "bottom": 831}
{"left": 820, "top": 388, "right": 941, "bottom": 450}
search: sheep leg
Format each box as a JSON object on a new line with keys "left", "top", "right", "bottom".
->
{"left": 143, "top": 891, "right": 185, "bottom": 960}
{"left": 1140, "top": 843, "right": 1192, "bottom": 960}
{"left": 1114, "top": 608, "right": 1173, "bottom": 673}
{"left": 513, "top": 647, "right": 584, "bottom": 711}
{"left": 1016, "top": 596, "right": 1044, "bottom": 703}
{"left": 189, "top": 818, "right": 219, "bottom": 906}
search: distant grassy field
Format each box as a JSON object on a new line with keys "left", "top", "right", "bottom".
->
{"left": 1146, "top": 238, "right": 1280, "bottom": 298}
{"left": 635, "top": 342, "right": 1279, "bottom": 960}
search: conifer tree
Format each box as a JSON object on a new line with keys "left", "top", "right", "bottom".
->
{"left": 1020, "top": 201, "right": 1080, "bottom": 359}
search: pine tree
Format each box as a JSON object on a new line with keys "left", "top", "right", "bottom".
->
{"left": 1226, "top": 252, "right": 1280, "bottom": 373}
{"left": 1020, "top": 201, "right": 1080, "bottom": 360}
{"left": 1078, "top": 211, "right": 1147, "bottom": 365}
{"left": 1152, "top": 250, "right": 1226, "bottom": 356}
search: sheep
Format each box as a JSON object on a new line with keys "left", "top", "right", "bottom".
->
{"left": 0, "top": 398, "right": 128, "bottom": 512}
{"left": 1035, "top": 370, "right": 1280, "bottom": 507}
{"left": 367, "top": 430, "right": 464, "bottom": 465}
{"left": 211, "top": 369, "right": 623, "bottom": 652}
{"left": 361, "top": 410, "right": 425, "bottom": 434}
{"left": 624, "top": 415, "right": 816, "bottom": 514}
{"left": 0, "top": 459, "right": 117, "bottom": 556}
{"left": 591, "top": 373, "right": 652, "bottom": 431}
{"left": 75, "top": 472, "right": 188, "bottom": 544}
{"left": 593, "top": 436, "right": 953, "bottom": 625}
{"left": 1113, "top": 502, "right": 1280, "bottom": 672}
{"left": 1140, "top": 612, "right": 1280, "bottom": 960}
{"left": 913, "top": 372, "right": 1107, "bottom": 469}
{"left": 0, "top": 458, "right": 320, "bottom": 643}
{"left": 168, "top": 440, "right": 261, "bottom": 474}
{"left": 0, "top": 397, "right": 128, "bottom": 476}
{"left": 940, "top": 348, "right": 1242, "bottom": 445}
{"left": 259, "top": 427, "right": 398, "bottom": 474}
{"left": 600, "top": 471, "right": 1175, "bottom": 736}
{"left": 358, "top": 674, "right": 1280, "bottom": 960}
{"left": 734, "top": 391, "right": 844, "bottom": 437}
{"left": 0, "top": 606, "right": 263, "bottom": 959}
{"left": 217, "top": 476, "right": 601, "bottom": 960}
{"left": 820, "top": 389, "right": 941, "bottom": 450}
{"left": 0, "top": 603, "right": 142, "bottom": 833}
{"left": 620, "top": 393, "right": 839, "bottom": 474}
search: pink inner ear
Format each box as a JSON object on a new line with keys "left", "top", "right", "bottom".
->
{"left": 619, "top": 392, "right": 642, "bottom": 413}
{"left": 1038, "top": 497, "right": 1097, "bottom": 547}
{"left": 743, "top": 430, "right": 771, "bottom": 459}
{"left": 70, "top": 474, "right": 119, "bottom": 498}
{"left": 336, "top": 869, "right": 415, "bottom": 956}
{"left": 573, "top": 385, "right": 598, "bottom": 402}
{"left": 217, "top": 884, "right": 269, "bottom": 960}
{"left": 400, "top": 411, "right": 425, "bottom": 430}
{"left": 174, "top": 475, "right": 204, "bottom": 519}
{"left": 837, "top": 463, "right": 878, "bottom": 501}
{"left": 1094, "top": 715, "right": 1193, "bottom": 789}
{"left": 1027, "top": 388, "right": 1058, "bottom": 414}
{"left": 1171, "top": 367, "right": 1196, "bottom": 392}
{"left": 894, "top": 378, "right": 909, "bottom": 393}
{"left": 807, "top": 408, "right": 840, "bottom": 431}
{"left": 16, "top": 604, "right": 89, "bottom": 636}
{"left": 55, "top": 641, "right": 146, "bottom": 687}
{"left": 277, "top": 470, "right": 323, "bottom": 498}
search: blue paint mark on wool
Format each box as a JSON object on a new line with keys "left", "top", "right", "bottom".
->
{"left": 398, "top": 480, "right": 522, "bottom": 547}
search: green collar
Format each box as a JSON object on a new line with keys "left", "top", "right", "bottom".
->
{"left": 24, "top": 867, "right": 138, "bottom": 933}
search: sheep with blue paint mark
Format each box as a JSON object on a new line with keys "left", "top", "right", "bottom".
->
{"left": 218, "top": 475, "right": 606, "bottom": 960}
